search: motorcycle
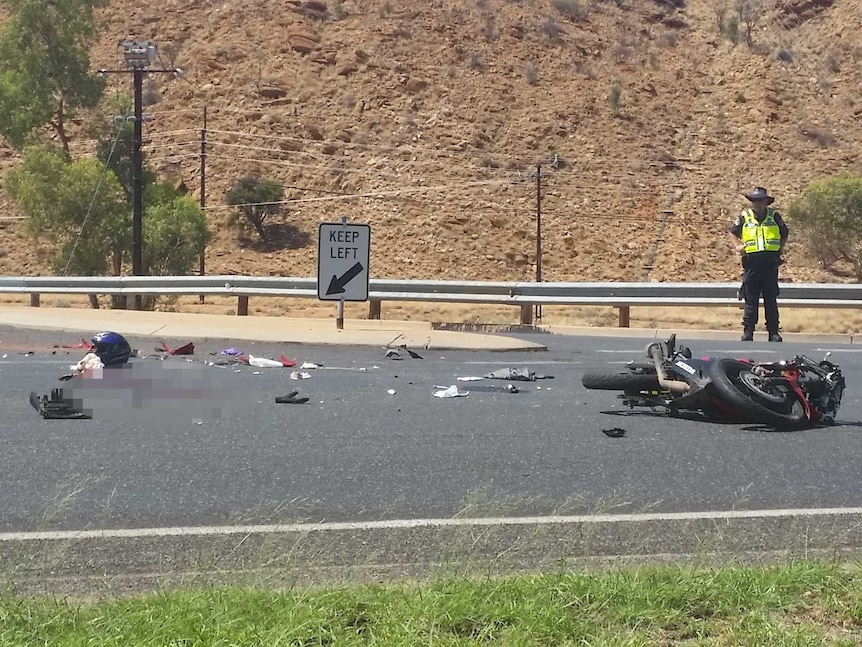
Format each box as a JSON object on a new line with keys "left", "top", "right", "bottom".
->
{"left": 581, "top": 334, "right": 845, "bottom": 430}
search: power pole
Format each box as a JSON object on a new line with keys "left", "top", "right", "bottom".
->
{"left": 99, "top": 40, "right": 184, "bottom": 309}
{"left": 535, "top": 163, "right": 543, "bottom": 322}
{"left": 199, "top": 105, "right": 207, "bottom": 304}
{"left": 132, "top": 66, "right": 144, "bottom": 286}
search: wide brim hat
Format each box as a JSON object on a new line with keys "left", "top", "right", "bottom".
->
{"left": 744, "top": 187, "right": 775, "bottom": 204}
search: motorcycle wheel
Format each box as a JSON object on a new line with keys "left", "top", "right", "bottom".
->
{"left": 708, "top": 358, "right": 807, "bottom": 429}
{"left": 581, "top": 372, "right": 661, "bottom": 391}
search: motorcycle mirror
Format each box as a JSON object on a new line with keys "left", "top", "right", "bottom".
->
{"left": 823, "top": 351, "right": 832, "bottom": 362}
{"left": 666, "top": 333, "right": 676, "bottom": 355}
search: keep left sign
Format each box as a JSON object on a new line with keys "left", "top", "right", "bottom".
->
{"left": 317, "top": 222, "right": 371, "bottom": 301}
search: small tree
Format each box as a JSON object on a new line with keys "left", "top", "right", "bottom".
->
{"left": 0, "top": 0, "right": 106, "bottom": 155}
{"left": 96, "top": 114, "right": 157, "bottom": 203}
{"left": 735, "top": 0, "right": 763, "bottom": 48}
{"left": 226, "top": 175, "right": 285, "bottom": 241}
{"left": 786, "top": 173, "right": 862, "bottom": 280}
{"left": 5, "top": 146, "right": 129, "bottom": 276}
{"left": 143, "top": 189, "right": 211, "bottom": 277}
{"left": 5, "top": 146, "right": 211, "bottom": 308}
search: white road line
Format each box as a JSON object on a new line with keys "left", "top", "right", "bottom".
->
{"left": 456, "top": 360, "right": 581, "bottom": 365}
{"left": 3, "top": 507, "right": 862, "bottom": 542}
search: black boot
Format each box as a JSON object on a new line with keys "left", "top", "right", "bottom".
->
{"left": 741, "top": 330, "right": 754, "bottom": 341}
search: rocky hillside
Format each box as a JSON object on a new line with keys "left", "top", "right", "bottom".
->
{"left": 0, "top": 0, "right": 860, "bottom": 286}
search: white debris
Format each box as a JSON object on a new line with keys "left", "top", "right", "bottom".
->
{"left": 290, "top": 371, "right": 312, "bottom": 380}
{"left": 387, "top": 389, "right": 396, "bottom": 395}
{"left": 300, "top": 361, "right": 322, "bottom": 369}
{"left": 433, "top": 384, "right": 469, "bottom": 398}
{"left": 248, "top": 355, "right": 284, "bottom": 368}
{"left": 70, "top": 352, "right": 104, "bottom": 372}
{"left": 456, "top": 376, "right": 484, "bottom": 381}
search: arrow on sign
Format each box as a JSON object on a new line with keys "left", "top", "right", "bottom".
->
{"left": 326, "top": 262, "right": 365, "bottom": 296}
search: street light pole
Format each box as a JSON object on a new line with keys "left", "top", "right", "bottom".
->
{"left": 99, "top": 40, "right": 184, "bottom": 309}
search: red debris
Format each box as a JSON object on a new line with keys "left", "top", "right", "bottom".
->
{"left": 58, "top": 338, "right": 94, "bottom": 350}
{"left": 279, "top": 354, "right": 297, "bottom": 367}
{"left": 158, "top": 341, "right": 195, "bottom": 355}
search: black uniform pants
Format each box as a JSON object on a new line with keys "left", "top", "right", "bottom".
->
{"left": 740, "top": 259, "right": 780, "bottom": 334}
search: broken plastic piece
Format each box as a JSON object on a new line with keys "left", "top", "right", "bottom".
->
{"left": 290, "top": 371, "right": 312, "bottom": 380}
{"left": 275, "top": 390, "right": 309, "bottom": 404}
{"left": 158, "top": 341, "right": 195, "bottom": 355}
{"left": 433, "top": 384, "right": 469, "bottom": 398}
{"left": 300, "top": 361, "right": 321, "bottom": 369}
{"left": 59, "top": 338, "right": 94, "bottom": 350}
{"left": 221, "top": 348, "right": 243, "bottom": 356}
{"left": 485, "top": 368, "right": 555, "bottom": 381}
{"left": 279, "top": 354, "right": 296, "bottom": 367}
{"left": 602, "top": 427, "right": 626, "bottom": 438}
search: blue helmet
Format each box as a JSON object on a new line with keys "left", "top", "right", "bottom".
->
{"left": 90, "top": 331, "right": 132, "bottom": 366}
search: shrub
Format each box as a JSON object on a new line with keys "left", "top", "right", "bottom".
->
{"left": 721, "top": 14, "right": 739, "bottom": 44}
{"left": 799, "top": 124, "right": 836, "bottom": 147}
{"left": 524, "top": 61, "right": 539, "bottom": 85}
{"left": 609, "top": 83, "right": 623, "bottom": 115}
{"left": 226, "top": 175, "right": 285, "bottom": 241}
{"left": 540, "top": 17, "right": 564, "bottom": 41}
{"left": 551, "top": 0, "right": 588, "bottom": 21}
{"left": 786, "top": 173, "right": 862, "bottom": 279}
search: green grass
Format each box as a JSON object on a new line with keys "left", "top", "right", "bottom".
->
{"left": 3, "top": 561, "right": 862, "bottom": 645}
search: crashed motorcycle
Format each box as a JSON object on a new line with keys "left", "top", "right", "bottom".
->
{"left": 581, "top": 334, "right": 845, "bottom": 430}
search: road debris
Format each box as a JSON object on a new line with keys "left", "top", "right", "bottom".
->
{"left": 484, "top": 367, "right": 554, "bottom": 381}
{"left": 433, "top": 385, "right": 469, "bottom": 398}
{"left": 275, "top": 390, "right": 310, "bottom": 404}
{"left": 157, "top": 341, "right": 195, "bottom": 355}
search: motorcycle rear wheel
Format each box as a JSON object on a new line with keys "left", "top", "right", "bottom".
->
{"left": 708, "top": 358, "right": 807, "bottom": 429}
{"left": 581, "top": 372, "right": 662, "bottom": 391}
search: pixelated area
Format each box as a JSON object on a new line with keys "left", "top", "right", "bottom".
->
{"left": 60, "top": 362, "right": 258, "bottom": 423}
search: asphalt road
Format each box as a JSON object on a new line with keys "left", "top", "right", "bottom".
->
{"left": 2, "top": 326, "right": 861, "bottom": 534}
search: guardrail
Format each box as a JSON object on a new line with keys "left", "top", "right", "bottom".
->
{"left": 0, "top": 276, "right": 859, "bottom": 326}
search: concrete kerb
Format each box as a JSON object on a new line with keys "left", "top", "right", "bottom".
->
{"left": 0, "top": 306, "right": 853, "bottom": 350}
{"left": 542, "top": 324, "right": 857, "bottom": 345}
{"left": 0, "top": 306, "right": 547, "bottom": 352}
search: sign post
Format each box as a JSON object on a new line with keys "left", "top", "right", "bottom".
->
{"left": 317, "top": 216, "right": 371, "bottom": 329}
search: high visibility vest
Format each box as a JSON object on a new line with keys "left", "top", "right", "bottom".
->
{"left": 741, "top": 209, "right": 781, "bottom": 253}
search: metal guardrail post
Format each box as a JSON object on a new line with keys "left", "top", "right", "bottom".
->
{"left": 368, "top": 299, "right": 381, "bottom": 320}
{"left": 618, "top": 306, "right": 630, "bottom": 328}
{"left": 30, "top": 294, "right": 40, "bottom": 308}
{"left": 237, "top": 296, "right": 249, "bottom": 316}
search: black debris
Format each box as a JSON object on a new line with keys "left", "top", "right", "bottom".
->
{"left": 485, "top": 367, "right": 554, "bottom": 381}
{"left": 602, "top": 427, "right": 626, "bottom": 438}
{"left": 29, "top": 389, "right": 90, "bottom": 419}
{"left": 461, "top": 384, "right": 521, "bottom": 394}
{"left": 275, "top": 390, "right": 310, "bottom": 404}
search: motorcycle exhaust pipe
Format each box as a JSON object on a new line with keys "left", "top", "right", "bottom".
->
{"left": 647, "top": 343, "right": 691, "bottom": 394}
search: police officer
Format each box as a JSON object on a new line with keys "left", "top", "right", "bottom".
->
{"left": 727, "top": 187, "right": 789, "bottom": 342}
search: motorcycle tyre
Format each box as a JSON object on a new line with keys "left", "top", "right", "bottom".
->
{"left": 708, "top": 358, "right": 807, "bottom": 429}
{"left": 582, "top": 372, "right": 662, "bottom": 391}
